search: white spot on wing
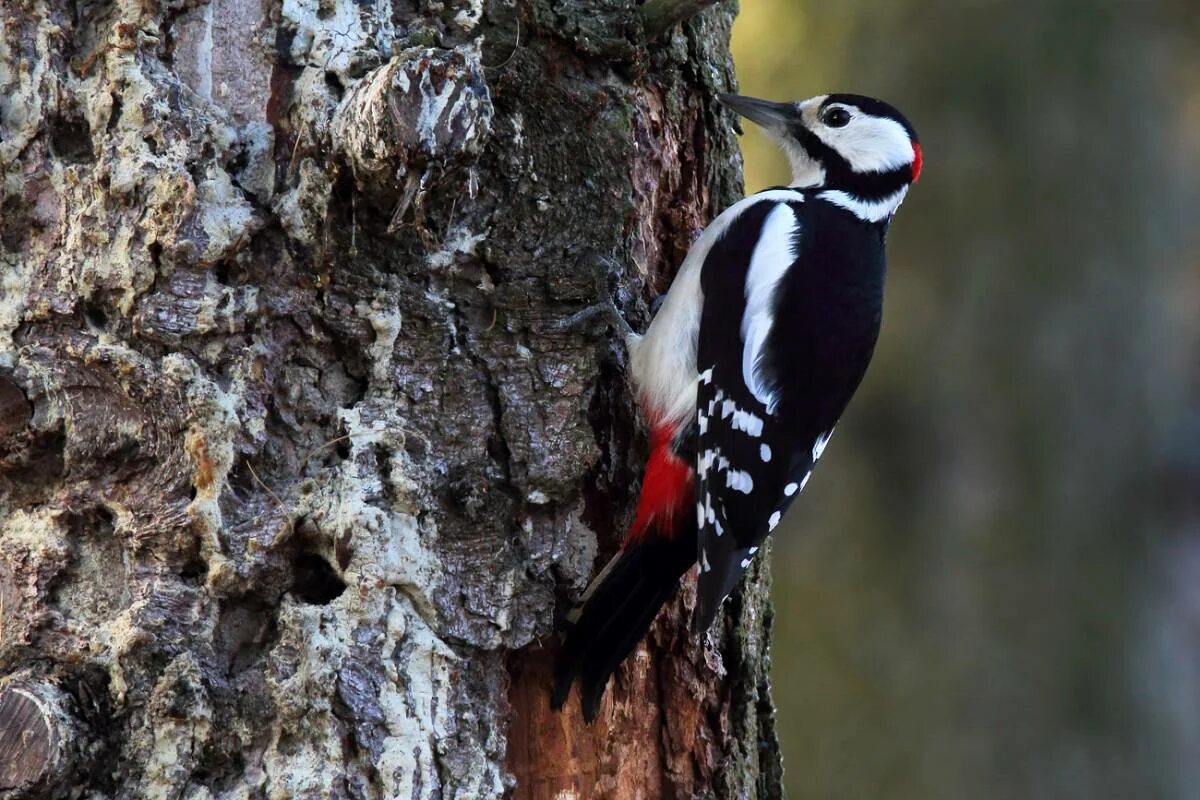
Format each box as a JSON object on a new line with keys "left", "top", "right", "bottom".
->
{"left": 725, "top": 469, "right": 754, "bottom": 495}
{"left": 740, "top": 558, "right": 753, "bottom": 569}
{"left": 699, "top": 367, "right": 713, "bottom": 384}
{"left": 784, "top": 482, "right": 798, "bottom": 496}
{"left": 760, "top": 444, "right": 772, "bottom": 462}
{"left": 741, "top": 203, "right": 799, "bottom": 413}
{"left": 768, "top": 510, "right": 781, "bottom": 530}
{"left": 813, "top": 429, "right": 834, "bottom": 462}
{"left": 731, "top": 408, "right": 763, "bottom": 437}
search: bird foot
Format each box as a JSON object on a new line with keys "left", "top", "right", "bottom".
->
{"left": 547, "top": 253, "right": 639, "bottom": 340}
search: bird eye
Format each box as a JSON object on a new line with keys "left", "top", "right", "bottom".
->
{"left": 822, "top": 107, "right": 851, "bottom": 128}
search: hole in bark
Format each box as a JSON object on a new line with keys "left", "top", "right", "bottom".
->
{"left": 290, "top": 553, "right": 345, "bottom": 604}
{"left": 274, "top": 26, "right": 296, "bottom": 58}
{"left": 375, "top": 442, "right": 392, "bottom": 495}
{"left": 148, "top": 241, "right": 163, "bottom": 269}
{"left": 324, "top": 71, "right": 344, "bottom": 99}
{"left": 83, "top": 300, "right": 108, "bottom": 328}
{"left": 106, "top": 95, "right": 123, "bottom": 133}
{"left": 50, "top": 116, "right": 94, "bottom": 163}
{"left": 179, "top": 553, "right": 208, "bottom": 582}
{"left": 335, "top": 530, "right": 353, "bottom": 570}
{"left": 214, "top": 260, "right": 235, "bottom": 285}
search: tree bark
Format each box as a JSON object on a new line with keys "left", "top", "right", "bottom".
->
{"left": 0, "top": 0, "right": 781, "bottom": 797}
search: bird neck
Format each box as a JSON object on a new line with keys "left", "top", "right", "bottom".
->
{"left": 816, "top": 184, "right": 909, "bottom": 223}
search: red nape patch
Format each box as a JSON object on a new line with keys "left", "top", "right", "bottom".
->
{"left": 623, "top": 422, "right": 694, "bottom": 547}
{"left": 911, "top": 143, "right": 923, "bottom": 183}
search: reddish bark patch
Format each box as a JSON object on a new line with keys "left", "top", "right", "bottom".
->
{"left": 506, "top": 600, "right": 727, "bottom": 798}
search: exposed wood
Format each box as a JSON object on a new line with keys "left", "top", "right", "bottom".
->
{"left": 0, "top": 680, "right": 76, "bottom": 796}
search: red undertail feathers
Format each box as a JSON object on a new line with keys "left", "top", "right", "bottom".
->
{"left": 624, "top": 420, "right": 693, "bottom": 546}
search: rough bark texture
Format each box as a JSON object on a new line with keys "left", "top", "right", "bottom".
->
{"left": 0, "top": 0, "right": 781, "bottom": 798}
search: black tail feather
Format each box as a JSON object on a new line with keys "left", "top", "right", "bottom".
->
{"left": 552, "top": 535, "right": 695, "bottom": 722}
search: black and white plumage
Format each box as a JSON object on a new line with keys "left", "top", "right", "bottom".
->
{"left": 554, "top": 93, "right": 922, "bottom": 721}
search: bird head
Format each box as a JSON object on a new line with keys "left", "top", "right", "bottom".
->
{"left": 718, "top": 93, "right": 921, "bottom": 206}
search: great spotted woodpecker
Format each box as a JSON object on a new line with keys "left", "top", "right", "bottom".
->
{"left": 553, "top": 93, "right": 922, "bottom": 721}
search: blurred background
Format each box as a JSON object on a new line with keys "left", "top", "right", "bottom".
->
{"left": 729, "top": 2, "right": 1200, "bottom": 798}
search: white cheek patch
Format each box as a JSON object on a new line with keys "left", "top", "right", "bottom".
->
{"left": 813, "top": 114, "right": 913, "bottom": 175}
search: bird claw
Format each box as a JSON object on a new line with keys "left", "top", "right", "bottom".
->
{"left": 548, "top": 252, "right": 638, "bottom": 339}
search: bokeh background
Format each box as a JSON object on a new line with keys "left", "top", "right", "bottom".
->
{"left": 729, "top": 2, "right": 1200, "bottom": 798}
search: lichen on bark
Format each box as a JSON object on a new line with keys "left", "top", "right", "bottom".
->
{"left": 0, "top": 0, "right": 780, "bottom": 797}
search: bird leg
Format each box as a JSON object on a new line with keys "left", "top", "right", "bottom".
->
{"left": 548, "top": 253, "right": 639, "bottom": 341}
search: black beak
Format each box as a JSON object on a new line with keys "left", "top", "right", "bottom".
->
{"left": 717, "top": 94, "right": 797, "bottom": 131}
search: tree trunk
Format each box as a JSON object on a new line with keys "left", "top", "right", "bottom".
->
{"left": 0, "top": 0, "right": 781, "bottom": 798}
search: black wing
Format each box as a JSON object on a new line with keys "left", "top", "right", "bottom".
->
{"left": 692, "top": 191, "right": 888, "bottom": 630}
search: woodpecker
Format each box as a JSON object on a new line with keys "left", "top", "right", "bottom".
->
{"left": 553, "top": 93, "right": 922, "bottom": 721}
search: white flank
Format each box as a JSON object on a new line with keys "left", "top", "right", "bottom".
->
{"left": 741, "top": 203, "right": 800, "bottom": 414}
{"left": 629, "top": 190, "right": 804, "bottom": 428}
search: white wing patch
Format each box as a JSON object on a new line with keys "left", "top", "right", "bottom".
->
{"left": 740, "top": 202, "right": 800, "bottom": 414}
{"left": 630, "top": 190, "right": 804, "bottom": 430}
